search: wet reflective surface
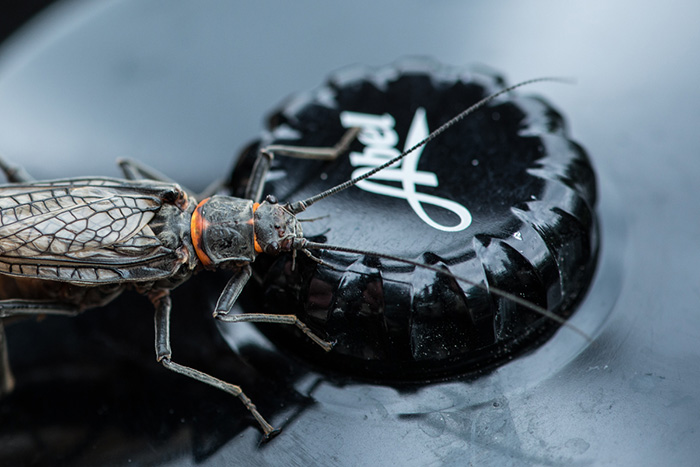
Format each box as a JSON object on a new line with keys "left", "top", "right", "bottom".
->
{"left": 0, "top": 1, "right": 699, "bottom": 465}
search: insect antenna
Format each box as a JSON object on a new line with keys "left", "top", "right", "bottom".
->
{"left": 297, "top": 239, "right": 591, "bottom": 341}
{"left": 285, "top": 77, "right": 570, "bottom": 215}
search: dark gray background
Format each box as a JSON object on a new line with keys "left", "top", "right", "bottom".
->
{"left": 0, "top": 1, "right": 697, "bottom": 465}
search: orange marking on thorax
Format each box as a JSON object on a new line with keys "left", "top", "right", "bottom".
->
{"left": 252, "top": 202, "right": 263, "bottom": 253}
{"left": 191, "top": 197, "right": 213, "bottom": 268}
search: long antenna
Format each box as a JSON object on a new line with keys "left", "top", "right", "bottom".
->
{"left": 299, "top": 239, "right": 591, "bottom": 341}
{"left": 286, "top": 77, "right": 568, "bottom": 215}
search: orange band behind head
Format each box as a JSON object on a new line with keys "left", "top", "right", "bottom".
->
{"left": 191, "top": 197, "right": 214, "bottom": 268}
{"left": 252, "top": 202, "right": 263, "bottom": 253}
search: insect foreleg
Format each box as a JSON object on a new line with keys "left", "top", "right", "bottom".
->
{"left": 0, "top": 156, "right": 34, "bottom": 183}
{"left": 211, "top": 266, "right": 253, "bottom": 318}
{"left": 150, "top": 289, "right": 279, "bottom": 439}
{"left": 0, "top": 321, "right": 14, "bottom": 396}
{"left": 217, "top": 313, "right": 334, "bottom": 352}
{"left": 264, "top": 127, "right": 361, "bottom": 161}
{"left": 245, "top": 127, "right": 361, "bottom": 202}
{"left": 211, "top": 266, "right": 334, "bottom": 353}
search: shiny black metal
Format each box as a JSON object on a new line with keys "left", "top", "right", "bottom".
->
{"left": 230, "top": 59, "right": 598, "bottom": 380}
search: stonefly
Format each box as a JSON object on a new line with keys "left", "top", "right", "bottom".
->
{"left": 0, "top": 78, "right": 584, "bottom": 440}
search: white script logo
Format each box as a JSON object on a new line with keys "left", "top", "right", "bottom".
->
{"left": 339, "top": 108, "right": 472, "bottom": 232}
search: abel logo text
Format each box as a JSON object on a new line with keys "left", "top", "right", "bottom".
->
{"left": 339, "top": 109, "right": 472, "bottom": 232}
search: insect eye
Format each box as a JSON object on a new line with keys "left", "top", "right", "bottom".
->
{"left": 265, "top": 195, "right": 278, "bottom": 204}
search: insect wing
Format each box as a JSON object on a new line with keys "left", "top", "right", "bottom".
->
{"left": 0, "top": 178, "right": 173, "bottom": 282}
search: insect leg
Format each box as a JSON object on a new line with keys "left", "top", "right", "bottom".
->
{"left": 196, "top": 179, "right": 226, "bottom": 200}
{"left": 0, "top": 156, "right": 35, "bottom": 182}
{"left": 0, "top": 300, "right": 78, "bottom": 397}
{"left": 246, "top": 127, "right": 361, "bottom": 202}
{"left": 211, "top": 265, "right": 253, "bottom": 317}
{"left": 245, "top": 149, "right": 273, "bottom": 202}
{"left": 150, "top": 289, "right": 279, "bottom": 439}
{"left": 117, "top": 158, "right": 201, "bottom": 199}
{"left": 212, "top": 266, "right": 334, "bottom": 352}
{"left": 117, "top": 158, "right": 178, "bottom": 183}
{"left": 217, "top": 312, "right": 334, "bottom": 352}
{"left": 0, "top": 300, "right": 79, "bottom": 319}
{"left": 264, "top": 127, "right": 361, "bottom": 161}
{"left": 0, "top": 321, "right": 14, "bottom": 396}
{"left": 118, "top": 157, "right": 226, "bottom": 198}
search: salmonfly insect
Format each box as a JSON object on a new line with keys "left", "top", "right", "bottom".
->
{"left": 0, "top": 77, "right": 588, "bottom": 440}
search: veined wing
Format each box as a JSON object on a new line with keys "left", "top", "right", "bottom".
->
{"left": 0, "top": 178, "right": 179, "bottom": 282}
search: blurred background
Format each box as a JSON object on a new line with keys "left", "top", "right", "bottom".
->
{"left": 0, "top": 1, "right": 698, "bottom": 465}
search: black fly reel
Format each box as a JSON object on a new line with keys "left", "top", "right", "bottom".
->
{"left": 229, "top": 58, "right": 598, "bottom": 381}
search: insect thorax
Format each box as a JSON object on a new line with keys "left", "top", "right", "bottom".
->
{"left": 192, "top": 196, "right": 257, "bottom": 267}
